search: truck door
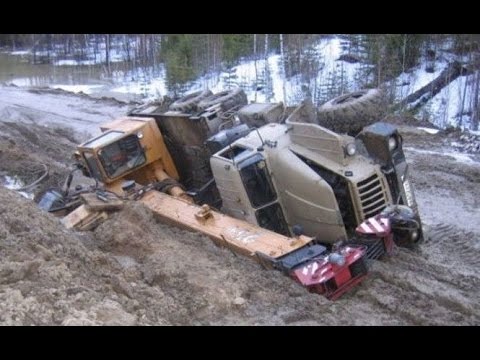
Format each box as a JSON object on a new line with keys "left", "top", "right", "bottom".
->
{"left": 238, "top": 153, "right": 290, "bottom": 236}
{"left": 268, "top": 149, "right": 347, "bottom": 243}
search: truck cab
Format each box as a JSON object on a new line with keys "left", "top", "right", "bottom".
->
{"left": 210, "top": 103, "right": 423, "bottom": 247}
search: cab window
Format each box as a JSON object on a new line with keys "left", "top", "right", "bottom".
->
{"left": 83, "top": 152, "right": 103, "bottom": 181}
{"left": 239, "top": 154, "right": 277, "bottom": 208}
{"left": 98, "top": 134, "right": 146, "bottom": 178}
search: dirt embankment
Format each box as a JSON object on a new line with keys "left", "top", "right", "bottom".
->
{"left": 1, "top": 86, "right": 480, "bottom": 325}
{"left": 2, "top": 184, "right": 479, "bottom": 326}
{"left": 0, "top": 187, "right": 137, "bottom": 325}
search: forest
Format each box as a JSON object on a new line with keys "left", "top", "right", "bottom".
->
{"left": 1, "top": 34, "right": 479, "bottom": 130}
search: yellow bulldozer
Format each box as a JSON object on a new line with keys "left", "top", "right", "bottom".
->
{"left": 39, "top": 88, "right": 424, "bottom": 300}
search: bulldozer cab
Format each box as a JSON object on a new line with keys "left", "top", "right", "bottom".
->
{"left": 77, "top": 130, "right": 146, "bottom": 183}
{"left": 75, "top": 117, "right": 179, "bottom": 185}
{"left": 81, "top": 131, "right": 146, "bottom": 182}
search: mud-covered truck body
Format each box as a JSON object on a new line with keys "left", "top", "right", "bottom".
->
{"left": 210, "top": 102, "right": 422, "bottom": 248}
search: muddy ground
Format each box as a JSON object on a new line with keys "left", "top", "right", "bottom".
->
{"left": 0, "top": 84, "right": 479, "bottom": 325}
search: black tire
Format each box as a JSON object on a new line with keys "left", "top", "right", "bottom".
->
{"left": 393, "top": 227, "right": 423, "bottom": 250}
{"left": 197, "top": 87, "right": 248, "bottom": 112}
{"left": 169, "top": 89, "right": 213, "bottom": 113}
{"left": 316, "top": 88, "right": 386, "bottom": 136}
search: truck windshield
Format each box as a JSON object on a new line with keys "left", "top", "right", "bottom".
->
{"left": 239, "top": 154, "right": 277, "bottom": 208}
{"left": 98, "top": 134, "right": 146, "bottom": 178}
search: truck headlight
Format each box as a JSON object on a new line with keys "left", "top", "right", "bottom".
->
{"left": 410, "top": 229, "right": 419, "bottom": 242}
{"left": 388, "top": 137, "right": 397, "bottom": 151}
{"left": 346, "top": 143, "right": 356, "bottom": 156}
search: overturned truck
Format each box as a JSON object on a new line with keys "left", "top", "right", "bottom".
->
{"left": 41, "top": 87, "right": 424, "bottom": 300}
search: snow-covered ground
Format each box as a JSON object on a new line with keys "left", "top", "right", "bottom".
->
{"left": 394, "top": 63, "right": 445, "bottom": 99}
{"left": 417, "top": 127, "right": 440, "bottom": 134}
{"left": 9, "top": 50, "right": 30, "bottom": 56}
{"left": 404, "top": 146, "right": 477, "bottom": 165}
{"left": 109, "top": 65, "right": 168, "bottom": 99}
{"left": 5, "top": 39, "right": 137, "bottom": 67}
{"left": 185, "top": 37, "right": 362, "bottom": 106}
{"left": 51, "top": 84, "right": 104, "bottom": 94}
{"left": 426, "top": 74, "right": 476, "bottom": 129}
{"left": 393, "top": 52, "right": 477, "bottom": 130}
{"left": 53, "top": 46, "right": 126, "bottom": 66}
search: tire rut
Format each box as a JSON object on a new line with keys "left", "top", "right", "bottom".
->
{"left": 354, "top": 222, "right": 480, "bottom": 325}
{"left": 426, "top": 223, "right": 480, "bottom": 269}
{"left": 364, "top": 268, "right": 479, "bottom": 325}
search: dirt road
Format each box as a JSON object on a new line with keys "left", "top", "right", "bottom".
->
{"left": 1, "top": 84, "right": 479, "bottom": 325}
{"left": 0, "top": 84, "right": 130, "bottom": 141}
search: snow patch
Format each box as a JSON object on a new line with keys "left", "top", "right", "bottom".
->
{"left": 9, "top": 50, "right": 30, "bottom": 56}
{"left": 426, "top": 74, "right": 476, "bottom": 130}
{"left": 396, "top": 62, "right": 446, "bottom": 98}
{"left": 417, "top": 127, "right": 440, "bottom": 134}
{"left": 404, "top": 147, "right": 478, "bottom": 165}
{"left": 2, "top": 176, "right": 34, "bottom": 199}
{"left": 54, "top": 59, "right": 97, "bottom": 66}
{"left": 393, "top": 50, "right": 476, "bottom": 131}
{"left": 52, "top": 84, "right": 104, "bottom": 94}
{"left": 109, "top": 67, "right": 168, "bottom": 101}
{"left": 7, "top": 78, "right": 37, "bottom": 87}
{"left": 110, "top": 77, "right": 166, "bottom": 100}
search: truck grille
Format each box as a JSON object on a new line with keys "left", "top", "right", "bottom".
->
{"left": 356, "top": 174, "right": 387, "bottom": 220}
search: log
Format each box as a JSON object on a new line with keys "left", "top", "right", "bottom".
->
{"left": 393, "top": 61, "right": 469, "bottom": 112}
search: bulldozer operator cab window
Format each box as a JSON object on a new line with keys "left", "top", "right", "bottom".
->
{"left": 98, "top": 134, "right": 146, "bottom": 179}
{"left": 239, "top": 154, "right": 277, "bottom": 208}
{"left": 83, "top": 152, "right": 103, "bottom": 181}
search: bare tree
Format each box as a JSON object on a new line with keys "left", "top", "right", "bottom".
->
{"left": 472, "top": 69, "right": 480, "bottom": 131}
{"left": 105, "top": 34, "right": 111, "bottom": 75}
{"left": 31, "top": 34, "right": 36, "bottom": 64}
{"left": 254, "top": 34, "right": 258, "bottom": 102}
{"left": 280, "top": 33, "right": 287, "bottom": 104}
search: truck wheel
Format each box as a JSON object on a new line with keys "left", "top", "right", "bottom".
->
{"left": 316, "top": 88, "right": 386, "bottom": 136}
{"left": 169, "top": 89, "right": 213, "bottom": 113}
{"left": 394, "top": 228, "right": 424, "bottom": 250}
{"left": 197, "top": 88, "right": 248, "bottom": 112}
